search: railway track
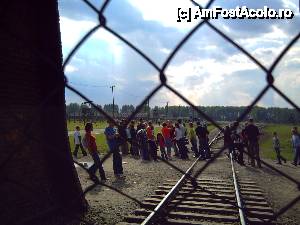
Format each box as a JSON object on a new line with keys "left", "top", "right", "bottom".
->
{"left": 117, "top": 129, "right": 275, "bottom": 225}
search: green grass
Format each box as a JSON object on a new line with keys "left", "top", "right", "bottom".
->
{"left": 69, "top": 133, "right": 109, "bottom": 155}
{"left": 68, "top": 122, "right": 297, "bottom": 161}
{"left": 67, "top": 120, "right": 107, "bottom": 131}
{"left": 207, "top": 124, "right": 215, "bottom": 132}
{"left": 260, "top": 124, "right": 297, "bottom": 161}
{"left": 67, "top": 121, "right": 109, "bottom": 155}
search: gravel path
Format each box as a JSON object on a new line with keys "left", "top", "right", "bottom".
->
{"left": 73, "top": 131, "right": 299, "bottom": 225}
{"left": 68, "top": 129, "right": 104, "bottom": 136}
{"left": 76, "top": 154, "right": 194, "bottom": 225}
{"left": 235, "top": 158, "right": 300, "bottom": 225}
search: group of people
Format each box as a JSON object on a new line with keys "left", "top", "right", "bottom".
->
{"left": 224, "top": 118, "right": 300, "bottom": 167}
{"left": 124, "top": 118, "right": 211, "bottom": 161}
{"left": 271, "top": 126, "right": 300, "bottom": 166}
{"left": 72, "top": 117, "right": 300, "bottom": 182}
{"left": 71, "top": 118, "right": 211, "bottom": 182}
{"left": 224, "top": 119, "right": 262, "bottom": 167}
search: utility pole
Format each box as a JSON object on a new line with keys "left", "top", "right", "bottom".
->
{"left": 192, "top": 106, "right": 195, "bottom": 121}
{"left": 147, "top": 99, "right": 150, "bottom": 121}
{"left": 166, "top": 101, "right": 169, "bottom": 120}
{"left": 110, "top": 85, "right": 116, "bottom": 118}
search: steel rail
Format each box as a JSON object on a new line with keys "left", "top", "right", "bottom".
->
{"left": 230, "top": 153, "right": 247, "bottom": 225}
{"left": 141, "top": 128, "right": 223, "bottom": 225}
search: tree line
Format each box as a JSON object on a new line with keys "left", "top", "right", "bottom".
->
{"left": 66, "top": 103, "right": 300, "bottom": 124}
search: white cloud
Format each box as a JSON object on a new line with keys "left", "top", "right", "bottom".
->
{"left": 227, "top": 24, "right": 297, "bottom": 68}
{"left": 59, "top": 16, "right": 123, "bottom": 63}
{"left": 65, "top": 65, "right": 78, "bottom": 73}
{"left": 230, "top": 91, "right": 252, "bottom": 106}
{"left": 197, "top": 45, "right": 218, "bottom": 51}
{"left": 160, "top": 48, "right": 171, "bottom": 54}
{"left": 59, "top": 16, "right": 96, "bottom": 50}
{"left": 263, "top": 26, "right": 288, "bottom": 39}
{"left": 238, "top": 26, "right": 289, "bottom": 49}
{"left": 60, "top": 0, "right": 300, "bottom": 107}
{"left": 252, "top": 46, "right": 282, "bottom": 67}
{"left": 93, "top": 30, "right": 124, "bottom": 64}
{"left": 271, "top": 44, "right": 300, "bottom": 106}
{"left": 282, "top": 0, "right": 299, "bottom": 11}
{"left": 280, "top": 45, "right": 300, "bottom": 66}
{"left": 127, "top": 0, "right": 199, "bottom": 30}
{"left": 161, "top": 53, "right": 259, "bottom": 106}
{"left": 274, "top": 69, "right": 300, "bottom": 96}
{"left": 138, "top": 73, "right": 158, "bottom": 82}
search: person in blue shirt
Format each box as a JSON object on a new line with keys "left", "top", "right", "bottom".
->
{"left": 137, "top": 123, "right": 150, "bottom": 161}
{"left": 291, "top": 128, "right": 300, "bottom": 166}
{"left": 104, "top": 120, "right": 124, "bottom": 177}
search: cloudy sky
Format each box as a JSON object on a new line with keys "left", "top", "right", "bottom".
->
{"left": 58, "top": 0, "right": 300, "bottom": 108}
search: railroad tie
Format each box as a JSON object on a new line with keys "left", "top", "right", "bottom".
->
{"left": 117, "top": 175, "right": 275, "bottom": 225}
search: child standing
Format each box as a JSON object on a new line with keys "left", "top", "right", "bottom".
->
{"left": 273, "top": 132, "right": 286, "bottom": 165}
{"left": 157, "top": 133, "right": 168, "bottom": 160}
{"left": 73, "top": 126, "right": 87, "bottom": 158}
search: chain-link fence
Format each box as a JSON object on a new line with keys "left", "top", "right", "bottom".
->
{"left": 2, "top": 0, "right": 300, "bottom": 224}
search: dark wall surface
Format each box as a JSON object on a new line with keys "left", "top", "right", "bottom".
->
{"left": 0, "top": 1, "right": 86, "bottom": 224}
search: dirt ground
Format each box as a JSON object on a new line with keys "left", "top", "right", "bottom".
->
{"left": 74, "top": 145, "right": 299, "bottom": 225}
{"left": 235, "top": 158, "right": 300, "bottom": 225}
{"left": 76, "top": 154, "right": 192, "bottom": 225}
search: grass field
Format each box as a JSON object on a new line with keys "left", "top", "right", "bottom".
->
{"left": 67, "top": 120, "right": 107, "bottom": 131}
{"left": 69, "top": 133, "right": 108, "bottom": 154}
{"left": 68, "top": 121, "right": 109, "bottom": 155}
{"left": 260, "top": 124, "right": 298, "bottom": 161}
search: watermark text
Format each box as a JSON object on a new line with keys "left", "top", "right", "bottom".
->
{"left": 177, "top": 6, "right": 294, "bottom": 22}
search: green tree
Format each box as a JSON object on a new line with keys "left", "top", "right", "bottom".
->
{"left": 104, "top": 104, "right": 119, "bottom": 114}
{"left": 66, "top": 103, "right": 80, "bottom": 121}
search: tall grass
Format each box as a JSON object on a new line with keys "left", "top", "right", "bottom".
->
{"left": 67, "top": 120, "right": 107, "bottom": 131}
{"left": 260, "top": 124, "right": 297, "bottom": 161}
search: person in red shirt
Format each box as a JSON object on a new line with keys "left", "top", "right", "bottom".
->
{"left": 168, "top": 121, "right": 179, "bottom": 157}
{"left": 146, "top": 121, "right": 158, "bottom": 161}
{"left": 162, "top": 122, "right": 172, "bottom": 159}
{"left": 157, "top": 133, "right": 168, "bottom": 160}
{"left": 84, "top": 123, "right": 107, "bottom": 182}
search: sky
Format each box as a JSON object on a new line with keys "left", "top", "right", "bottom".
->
{"left": 58, "top": 0, "right": 300, "bottom": 108}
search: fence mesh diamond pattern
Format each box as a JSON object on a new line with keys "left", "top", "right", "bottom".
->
{"left": 2, "top": 0, "right": 300, "bottom": 224}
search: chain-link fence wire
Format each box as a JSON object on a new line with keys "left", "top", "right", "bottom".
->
{"left": 1, "top": 0, "right": 300, "bottom": 224}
